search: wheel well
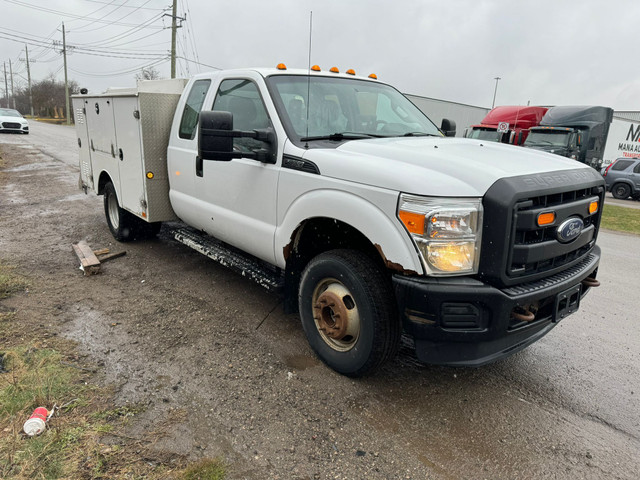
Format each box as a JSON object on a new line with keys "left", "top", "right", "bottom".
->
{"left": 97, "top": 172, "right": 113, "bottom": 195}
{"left": 282, "top": 218, "right": 387, "bottom": 313}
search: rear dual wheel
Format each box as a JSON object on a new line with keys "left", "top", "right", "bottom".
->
{"left": 298, "top": 249, "right": 401, "bottom": 377}
{"left": 104, "top": 182, "right": 161, "bottom": 241}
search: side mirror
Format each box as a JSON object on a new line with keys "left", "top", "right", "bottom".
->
{"left": 198, "top": 110, "right": 276, "bottom": 163}
{"left": 462, "top": 128, "right": 469, "bottom": 138}
{"left": 441, "top": 118, "right": 456, "bottom": 137}
{"left": 199, "top": 111, "right": 234, "bottom": 161}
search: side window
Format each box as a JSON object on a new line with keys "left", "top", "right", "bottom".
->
{"left": 212, "top": 79, "right": 271, "bottom": 153}
{"left": 179, "top": 79, "right": 211, "bottom": 140}
{"left": 633, "top": 162, "right": 640, "bottom": 174}
{"left": 612, "top": 159, "right": 634, "bottom": 171}
{"left": 212, "top": 79, "right": 270, "bottom": 131}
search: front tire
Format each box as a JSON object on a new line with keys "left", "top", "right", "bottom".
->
{"left": 298, "top": 249, "right": 400, "bottom": 377}
{"left": 612, "top": 183, "right": 631, "bottom": 200}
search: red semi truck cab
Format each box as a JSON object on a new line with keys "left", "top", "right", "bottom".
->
{"left": 466, "top": 106, "right": 548, "bottom": 145}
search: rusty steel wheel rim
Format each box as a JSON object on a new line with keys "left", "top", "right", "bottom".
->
{"left": 311, "top": 278, "right": 360, "bottom": 352}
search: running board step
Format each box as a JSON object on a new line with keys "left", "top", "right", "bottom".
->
{"left": 172, "top": 227, "right": 284, "bottom": 294}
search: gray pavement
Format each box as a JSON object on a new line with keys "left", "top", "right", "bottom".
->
{"left": 2, "top": 123, "right": 639, "bottom": 479}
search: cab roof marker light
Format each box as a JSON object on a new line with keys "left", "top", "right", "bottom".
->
{"left": 330, "top": 67, "right": 339, "bottom": 73}
{"left": 276, "top": 63, "right": 287, "bottom": 70}
{"left": 368, "top": 73, "right": 377, "bottom": 79}
{"left": 346, "top": 69, "right": 356, "bottom": 75}
{"left": 311, "top": 65, "right": 321, "bottom": 72}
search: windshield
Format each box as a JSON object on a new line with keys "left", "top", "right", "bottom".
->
{"left": 524, "top": 131, "right": 570, "bottom": 147}
{"left": 266, "top": 75, "right": 441, "bottom": 141}
{"left": 0, "top": 109, "right": 22, "bottom": 118}
{"left": 468, "top": 128, "right": 502, "bottom": 142}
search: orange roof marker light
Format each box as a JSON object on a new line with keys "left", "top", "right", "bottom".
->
{"left": 329, "top": 67, "right": 340, "bottom": 73}
{"left": 368, "top": 73, "right": 378, "bottom": 79}
{"left": 276, "top": 63, "right": 287, "bottom": 70}
{"left": 346, "top": 69, "right": 356, "bottom": 75}
{"left": 311, "top": 65, "right": 321, "bottom": 72}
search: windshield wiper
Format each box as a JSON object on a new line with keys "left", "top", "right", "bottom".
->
{"left": 300, "top": 132, "right": 382, "bottom": 142}
{"left": 402, "top": 132, "right": 440, "bottom": 137}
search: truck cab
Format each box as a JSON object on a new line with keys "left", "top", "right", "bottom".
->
{"left": 465, "top": 106, "right": 548, "bottom": 145}
{"left": 524, "top": 106, "right": 614, "bottom": 169}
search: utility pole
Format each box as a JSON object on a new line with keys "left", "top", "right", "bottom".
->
{"left": 25, "top": 45, "right": 34, "bottom": 117}
{"left": 3, "top": 62, "right": 8, "bottom": 108}
{"left": 491, "top": 76, "right": 501, "bottom": 109}
{"left": 170, "top": 0, "right": 177, "bottom": 78}
{"left": 9, "top": 59, "right": 15, "bottom": 109}
{"left": 62, "top": 22, "right": 70, "bottom": 125}
{"left": 166, "top": 0, "right": 184, "bottom": 79}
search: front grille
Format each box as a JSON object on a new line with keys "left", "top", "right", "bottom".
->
{"left": 479, "top": 168, "right": 605, "bottom": 288}
{"left": 2, "top": 122, "right": 21, "bottom": 129}
{"left": 508, "top": 186, "right": 603, "bottom": 278}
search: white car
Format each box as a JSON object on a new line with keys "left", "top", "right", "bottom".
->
{"left": 0, "top": 108, "right": 29, "bottom": 134}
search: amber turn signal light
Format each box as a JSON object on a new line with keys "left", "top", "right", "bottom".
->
{"left": 589, "top": 201, "right": 598, "bottom": 214}
{"left": 399, "top": 211, "right": 425, "bottom": 235}
{"left": 537, "top": 212, "right": 556, "bottom": 226}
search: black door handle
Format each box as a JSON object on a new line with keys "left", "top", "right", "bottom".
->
{"left": 196, "top": 156, "right": 203, "bottom": 177}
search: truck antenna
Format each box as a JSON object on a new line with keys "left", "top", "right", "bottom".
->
{"left": 305, "top": 11, "right": 313, "bottom": 149}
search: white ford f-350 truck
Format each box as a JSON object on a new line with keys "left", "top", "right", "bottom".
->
{"left": 73, "top": 65, "right": 603, "bottom": 376}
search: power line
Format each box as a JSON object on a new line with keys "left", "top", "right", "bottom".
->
{"left": 83, "top": 0, "right": 166, "bottom": 11}
{"left": 69, "top": 57, "right": 168, "bottom": 77}
{"left": 3, "top": 0, "right": 164, "bottom": 28}
{"left": 72, "top": 0, "right": 164, "bottom": 34}
{"left": 175, "top": 56, "right": 222, "bottom": 71}
{"left": 71, "top": 12, "right": 165, "bottom": 46}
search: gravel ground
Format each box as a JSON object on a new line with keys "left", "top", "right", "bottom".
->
{"left": 1, "top": 123, "right": 639, "bottom": 479}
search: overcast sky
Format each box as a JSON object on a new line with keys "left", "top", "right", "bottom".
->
{"left": 2, "top": 0, "right": 640, "bottom": 111}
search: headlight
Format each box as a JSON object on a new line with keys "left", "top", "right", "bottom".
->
{"left": 398, "top": 194, "right": 483, "bottom": 275}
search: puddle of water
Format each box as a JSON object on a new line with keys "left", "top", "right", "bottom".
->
{"left": 60, "top": 193, "right": 88, "bottom": 203}
{"left": 4, "top": 163, "right": 62, "bottom": 172}
{"left": 283, "top": 354, "right": 320, "bottom": 370}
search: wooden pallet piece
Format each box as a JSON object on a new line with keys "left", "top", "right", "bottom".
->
{"left": 72, "top": 241, "right": 101, "bottom": 276}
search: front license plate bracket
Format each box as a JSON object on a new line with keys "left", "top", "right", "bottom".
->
{"left": 553, "top": 284, "right": 581, "bottom": 322}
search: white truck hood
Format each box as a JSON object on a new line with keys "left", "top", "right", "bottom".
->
{"left": 302, "top": 137, "right": 591, "bottom": 197}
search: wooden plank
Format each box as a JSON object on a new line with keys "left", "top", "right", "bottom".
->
{"left": 72, "top": 241, "right": 101, "bottom": 276}
{"left": 96, "top": 251, "right": 126, "bottom": 264}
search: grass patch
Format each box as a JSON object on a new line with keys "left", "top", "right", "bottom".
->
{"left": 0, "top": 263, "right": 227, "bottom": 479}
{"left": 0, "top": 262, "right": 29, "bottom": 300}
{"left": 182, "top": 458, "right": 227, "bottom": 480}
{"left": 601, "top": 204, "right": 640, "bottom": 235}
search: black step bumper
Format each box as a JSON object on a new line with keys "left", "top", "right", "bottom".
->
{"left": 392, "top": 246, "right": 600, "bottom": 366}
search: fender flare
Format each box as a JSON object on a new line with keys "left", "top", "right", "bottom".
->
{"left": 275, "top": 189, "right": 423, "bottom": 274}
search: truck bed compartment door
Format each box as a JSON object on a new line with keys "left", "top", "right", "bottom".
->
{"left": 73, "top": 98, "right": 93, "bottom": 190}
{"left": 113, "top": 97, "right": 145, "bottom": 217}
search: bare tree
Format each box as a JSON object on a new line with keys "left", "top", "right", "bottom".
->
{"left": 135, "top": 66, "right": 162, "bottom": 82}
{"left": 30, "top": 74, "right": 78, "bottom": 119}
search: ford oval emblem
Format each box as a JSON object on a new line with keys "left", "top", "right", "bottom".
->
{"left": 556, "top": 217, "right": 584, "bottom": 243}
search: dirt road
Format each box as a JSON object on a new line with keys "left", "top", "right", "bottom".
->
{"left": 1, "top": 122, "right": 639, "bottom": 479}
